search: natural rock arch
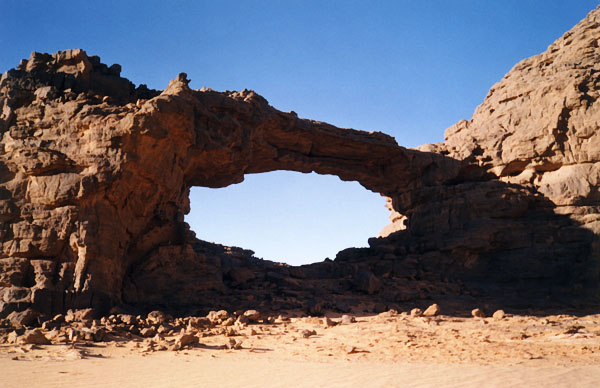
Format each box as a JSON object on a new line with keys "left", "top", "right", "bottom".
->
{"left": 0, "top": 53, "right": 452, "bottom": 315}
{"left": 1, "top": 8, "right": 600, "bottom": 317}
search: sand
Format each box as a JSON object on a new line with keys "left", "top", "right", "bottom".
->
{"left": 2, "top": 311, "right": 599, "bottom": 387}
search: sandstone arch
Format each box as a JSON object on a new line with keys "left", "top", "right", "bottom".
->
{"left": 0, "top": 51, "right": 454, "bottom": 315}
{"left": 1, "top": 8, "right": 600, "bottom": 317}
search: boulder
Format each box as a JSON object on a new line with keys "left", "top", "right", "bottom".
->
{"left": 20, "top": 328, "right": 50, "bottom": 345}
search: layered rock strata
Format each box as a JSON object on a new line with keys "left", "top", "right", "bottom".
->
{"left": 1, "top": 8, "right": 599, "bottom": 318}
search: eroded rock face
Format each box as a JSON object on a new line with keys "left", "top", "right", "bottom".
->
{"left": 1, "top": 8, "right": 599, "bottom": 318}
{"left": 407, "top": 8, "right": 600, "bottom": 294}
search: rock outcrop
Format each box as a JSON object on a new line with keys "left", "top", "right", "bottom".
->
{"left": 1, "top": 8, "right": 599, "bottom": 318}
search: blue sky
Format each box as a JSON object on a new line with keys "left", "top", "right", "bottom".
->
{"left": 2, "top": 1, "right": 597, "bottom": 264}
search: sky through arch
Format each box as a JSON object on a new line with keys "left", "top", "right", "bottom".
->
{"left": 186, "top": 171, "right": 389, "bottom": 266}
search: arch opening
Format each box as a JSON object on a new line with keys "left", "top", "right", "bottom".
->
{"left": 185, "top": 171, "right": 391, "bottom": 266}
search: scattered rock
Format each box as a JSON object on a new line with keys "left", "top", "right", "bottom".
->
{"left": 378, "top": 309, "right": 398, "bottom": 318}
{"left": 227, "top": 338, "right": 242, "bottom": 350}
{"left": 492, "top": 310, "right": 505, "bottom": 320}
{"left": 175, "top": 333, "right": 198, "bottom": 348}
{"left": 65, "top": 309, "right": 95, "bottom": 323}
{"left": 90, "top": 327, "right": 106, "bottom": 342}
{"left": 20, "top": 328, "right": 50, "bottom": 345}
{"left": 340, "top": 315, "right": 356, "bottom": 325}
{"left": 410, "top": 308, "right": 423, "bottom": 317}
{"left": 7, "top": 331, "right": 19, "bottom": 344}
{"left": 423, "top": 304, "right": 441, "bottom": 317}
{"left": 243, "top": 310, "right": 261, "bottom": 322}
{"left": 207, "top": 310, "right": 229, "bottom": 324}
{"left": 471, "top": 309, "right": 486, "bottom": 318}
{"left": 61, "top": 347, "right": 85, "bottom": 360}
{"left": 324, "top": 317, "right": 336, "bottom": 327}
{"left": 42, "top": 314, "right": 65, "bottom": 330}
{"left": 188, "top": 317, "right": 211, "bottom": 328}
{"left": 147, "top": 311, "right": 167, "bottom": 325}
{"left": 221, "top": 317, "right": 235, "bottom": 327}
{"left": 118, "top": 314, "right": 136, "bottom": 325}
{"left": 302, "top": 329, "right": 317, "bottom": 338}
{"left": 140, "top": 327, "right": 156, "bottom": 338}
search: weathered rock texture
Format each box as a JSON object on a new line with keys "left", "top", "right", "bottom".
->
{"left": 1, "top": 8, "right": 599, "bottom": 318}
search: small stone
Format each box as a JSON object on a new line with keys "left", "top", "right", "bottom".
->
{"left": 243, "top": 310, "right": 261, "bottom": 322}
{"left": 492, "top": 310, "right": 505, "bottom": 320}
{"left": 20, "top": 328, "right": 50, "bottom": 345}
{"left": 345, "top": 346, "right": 357, "bottom": 354}
{"left": 152, "top": 333, "right": 164, "bottom": 342}
{"left": 118, "top": 314, "right": 136, "bottom": 325}
{"left": 324, "top": 317, "right": 336, "bottom": 327}
{"left": 175, "top": 333, "right": 198, "bottom": 348}
{"left": 221, "top": 317, "right": 235, "bottom": 327}
{"left": 472, "top": 308, "right": 486, "bottom": 318}
{"left": 423, "top": 304, "right": 440, "bottom": 317}
{"left": 70, "top": 308, "right": 95, "bottom": 322}
{"left": 140, "top": 327, "right": 156, "bottom": 338}
{"left": 141, "top": 342, "right": 155, "bottom": 353}
{"left": 91, "top": 327, "right": 106, "bottom": 342}
{"left": 302, "top": 329, "right": 317, "bottom": 338}
{"left": 46, "top": 329, "right": 59, "bottom": 340}
{"left": 410, "top": 308, "right": 423, "bottom": 317}
{"left": 207, "top": 310, "right": 229, "bottom": 323}
{"left": 7, "top": 331, "right": 19, "bottom": 344}
{"left": 66, "top": 328, "right": 79, "bottom": 342}
{"left": 227, "top": 338, "right": 242, "bottom": 350}
{"left": 81, "top": 329, "right": 95, "bottom": 342}
{"left": 377, "top": 309, "right": 398, "bottom": 318}
{"left": 340, "top": 315, "right": 356, "bottom": 325}
{"left": 147, "top": 311, "right": 167, "bottom": 325}
{"left": 189, "top": 317, "right": 211, "bottom": 328}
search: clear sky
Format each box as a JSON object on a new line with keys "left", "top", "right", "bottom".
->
{"left": 1, "top": 1, "right": 597, "bottom": 265}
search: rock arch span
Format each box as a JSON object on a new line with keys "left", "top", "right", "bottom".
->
{"left": 1, "top": 7, "right": 600, "bottom": 318}
{"left": 0, "top": 52, "right": 451, "bottom": 315}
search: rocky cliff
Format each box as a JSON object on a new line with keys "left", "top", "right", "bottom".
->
{"left": 1, "top": 8, "right": 599, "bottom": 318}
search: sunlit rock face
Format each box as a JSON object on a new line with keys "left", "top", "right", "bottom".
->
{"left": 0, "top": 8, "right": 599, "bottom": 317}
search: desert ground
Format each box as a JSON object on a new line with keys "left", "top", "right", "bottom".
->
{"left": 1, "top": 307, "right": 599, "bottom": 387}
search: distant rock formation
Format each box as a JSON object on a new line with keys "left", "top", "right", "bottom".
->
{"left": 1, "top": 8, "right": 599, "bottom": 318}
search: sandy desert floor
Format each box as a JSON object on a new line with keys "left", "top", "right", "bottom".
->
{"left": 2, "top": 309, "right": 599, "bottom": 388}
